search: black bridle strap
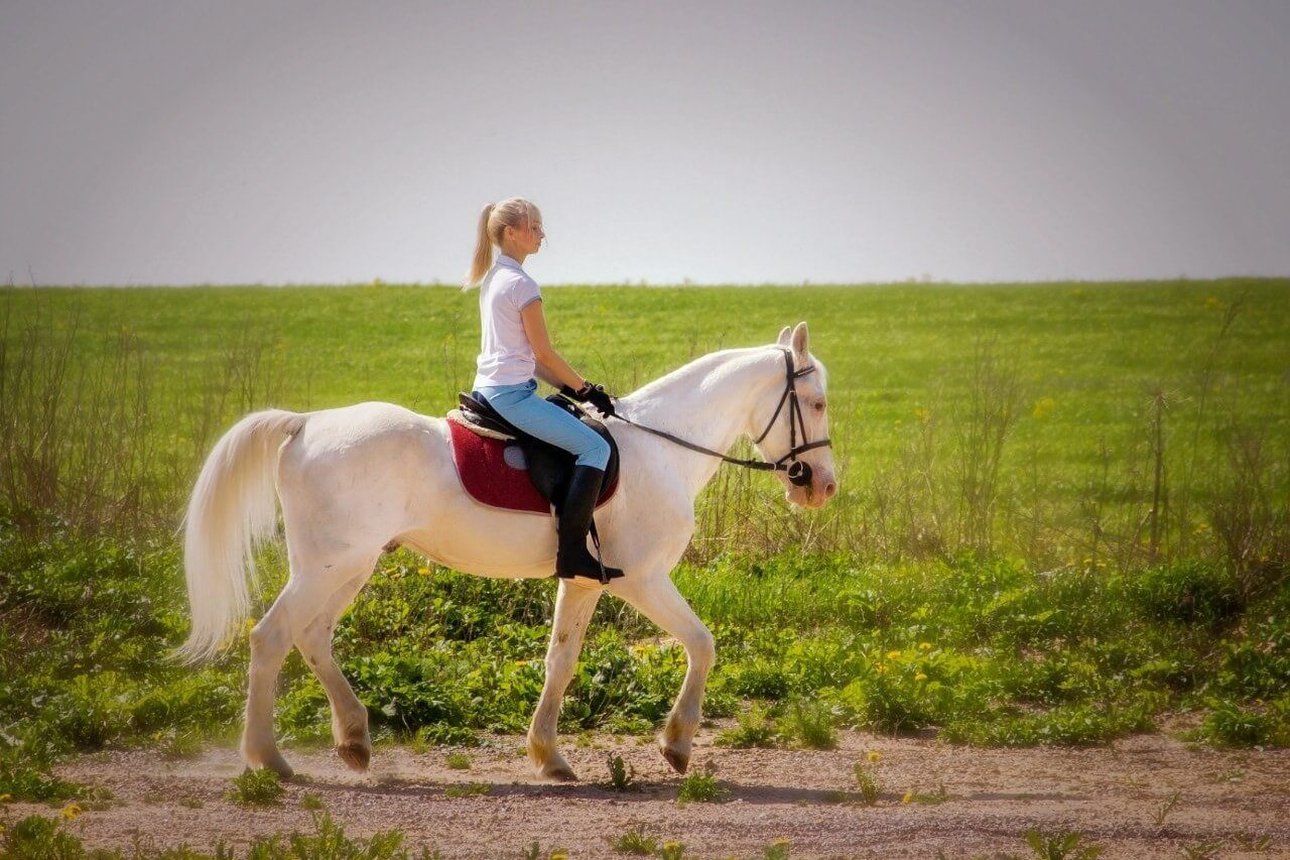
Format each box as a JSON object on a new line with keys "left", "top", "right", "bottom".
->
{"left": 605, "top": 348, "right": 831, "bottom": 477}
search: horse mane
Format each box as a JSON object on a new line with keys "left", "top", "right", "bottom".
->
{"left": 620, "top": 346, "right": 769, "bottom": 406}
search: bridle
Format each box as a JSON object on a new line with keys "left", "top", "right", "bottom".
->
{"left": 605, "top": 348, "right": 832, "bottom": 488}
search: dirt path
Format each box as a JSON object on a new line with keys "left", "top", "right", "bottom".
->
{"left": 14, "top": 724, "right": 1290, "bottom": 859}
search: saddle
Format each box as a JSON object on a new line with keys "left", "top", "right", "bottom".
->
{"left": 448, "top": 392, "right": 620, "bottom": 515}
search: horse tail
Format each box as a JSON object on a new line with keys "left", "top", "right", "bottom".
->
{"left": 176, "top": 409, "right": 307, "bottom": 663}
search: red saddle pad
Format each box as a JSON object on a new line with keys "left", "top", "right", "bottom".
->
{"left": 448, "top": 420, "right": 619, "bottom": 515}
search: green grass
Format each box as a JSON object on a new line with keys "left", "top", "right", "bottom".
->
{"left": 4, "top": 279, "right": 1288, "bottom": 567}
{"left": 1, "top": 280, "right": 1288, "bottom": 801}
{"left": 0, "top": 810, "right": 439, "bottom": 860}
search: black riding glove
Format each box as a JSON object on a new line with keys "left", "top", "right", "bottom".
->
{"left": 561, "top": 381, "right": 617, "bottom": 417}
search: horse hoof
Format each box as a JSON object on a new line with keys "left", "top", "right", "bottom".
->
{"left": 336, "top": 741, "right": 371, "bottom": 771}
{"left": 256, "top": 753, "right": 295, "bottom": 780}
{"left": 660, "top": 744, "right": 690, "bottom": 775}
{"left": 536, "top": 756, "right": 578, "bottom": 782}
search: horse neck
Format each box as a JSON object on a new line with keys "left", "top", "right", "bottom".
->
{"left": 618, "top": 348, "right": 783, "bottom": 500}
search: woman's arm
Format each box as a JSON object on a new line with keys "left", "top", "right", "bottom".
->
{"left": 521, "top": 300, "right": 586, "bottom": 391}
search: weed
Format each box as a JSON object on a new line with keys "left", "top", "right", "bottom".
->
{"left": 676, "top": 761, "right": 726, "bottom": 804}
{"left": 1180, "top": 841, "right": 1223, "bottom": 860}
{"left": 610, "top": 824, "right": 659, "bottom": 855}
{"left": 605, "top": 753, "right": 637, "bottom": 792}
{"left": 443, "top": 782, "right": 489, "bottom": 798}
{"left": 715, "top": 702, "right": 780, "bottom": 748}
{"left": 1023, "top": 828, "right": 1103, "bottom": 860}
{"left": 764, "top": 838, "right": 791, "bottom": 859}
{"left": 658, "top": 841, "right": 687, "bottom": 860}
{"left": 226, "top": 768, "right": 285, "bottom": 807}
{"left": 778, "top": 700, "right": 838, "bottom": 750}
{"left": 1, "top": 814, "right": 86, "bottom": 859}
{"left": 445, "top": 752, "right": 471, "bottom": 770}
{"left": 853, "top": 761, "right": 880, "bottom": 806}
{"left": 1234, "top": 833, "right": 1273, "bottom": 851}
{"left": 523, "top": 842, "right": 570, "bottom": 860}
{"left": 300, "top": 791, "right": 325, "bottom": 810}
{"left": 159, "top": 730, "right": 204, "bottom": 761}
{"left": 1151, "top": 790, "right": 1180, "bottom": 825}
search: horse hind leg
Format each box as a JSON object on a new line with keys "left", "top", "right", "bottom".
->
{"left": 241, "top": 596, "right": 297, "bottom": 778}
{"left": 292, "top": 563, "right": 378, "bottom": 771}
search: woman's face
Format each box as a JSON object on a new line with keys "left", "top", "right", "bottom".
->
{"left": 507, "top": 215, "right": 544, "bottom": 255}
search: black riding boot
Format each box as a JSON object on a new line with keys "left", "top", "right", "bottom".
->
{"left": 556, "top": 465, "right": 624, "bottom": 582}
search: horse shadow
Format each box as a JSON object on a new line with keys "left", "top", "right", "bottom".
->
{"left": 290, "top": 773, "right": 850, "bottom": 806}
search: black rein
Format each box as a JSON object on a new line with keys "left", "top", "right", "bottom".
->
{"left": 602, "top": 349, "right": 831, "bottom": 487}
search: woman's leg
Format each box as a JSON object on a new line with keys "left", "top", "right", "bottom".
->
{"left": 477, "top": 381, "right": 619, "bottom": 580}
{"left": 478, "top": 381, "right": 610, "bottom": 470}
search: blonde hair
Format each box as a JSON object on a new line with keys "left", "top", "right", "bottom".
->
{"left": 465, "top": 198, "right": 542, "bottom": 287}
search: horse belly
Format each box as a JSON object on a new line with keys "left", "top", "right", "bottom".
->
{"left": 399, "top": 502, "right": 558, "bottom": 580}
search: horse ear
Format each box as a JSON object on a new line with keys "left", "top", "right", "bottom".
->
{"left": 791, "top": 321, "right": 809, "bottom": 356}
{"left": 776, "top": 326, "right": 792, "bottom": 347}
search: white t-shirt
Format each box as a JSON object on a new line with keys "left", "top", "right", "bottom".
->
{"left": 473, "top": 254, "right": 543, "bottom": 387}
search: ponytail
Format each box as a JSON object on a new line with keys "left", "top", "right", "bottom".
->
{"left": 465, "top": 203, "right": 496, "bottom": 288}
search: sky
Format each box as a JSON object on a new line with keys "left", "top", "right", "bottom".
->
{"left": 2, "top": 1, "right": 1288, "bottom": 287}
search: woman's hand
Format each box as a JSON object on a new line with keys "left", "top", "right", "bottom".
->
{"left": 561, "top": 381, "right": 617, "bottom": 417}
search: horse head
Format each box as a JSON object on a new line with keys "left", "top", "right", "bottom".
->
{"left": 748, "top": 322, "right": 838, "bottom": 509}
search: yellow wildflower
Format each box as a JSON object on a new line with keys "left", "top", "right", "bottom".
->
{"left": 914, "top": 673, "right": 928, "bottom": 682}
{"left": 866, "top": 750, "right": 882, "bottom": 764}
{"left": 875, "top": 663, "right": 888, "bottom": 675}
{"left": 61, "top": 802, "right": 82, "bottom": 820}
{"left": 918, "top": 642, "right": 932, "bottom": 651}
{"left": 886, "top": 650, "right": 902, "bottom": 660}
{"left": 417, "top": 566, "right": 430, "bottom": 576}
{"left": 901, "top": 790, "right": 914, "bottom": 804}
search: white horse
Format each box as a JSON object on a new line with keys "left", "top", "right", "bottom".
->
{"left": 179, "top": 322, "right": 836, "bottom": 781}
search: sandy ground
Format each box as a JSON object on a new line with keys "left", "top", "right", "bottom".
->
{"left": 10, "top": 722, "right": 1290, "bottom": 859}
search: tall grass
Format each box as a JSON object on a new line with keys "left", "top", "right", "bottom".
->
{"left": 0, "top": 281, "right": 1286, "bottom": 584}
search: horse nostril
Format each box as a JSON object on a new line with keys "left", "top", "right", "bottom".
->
{"left": 824, "top": 481, "right": 837, "bottom": 497}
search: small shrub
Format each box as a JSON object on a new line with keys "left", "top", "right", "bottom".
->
{"left": 1024, "top": 827, "right": 1103, "bottom": 860}
{"left": 715, "top": 703, "right": 780, "bottom": 748}
{"left": 676, "top": 762, "right": 726, "bottom": 804}
{"left": 1, "top": 814, "right": 87, "bottom": 860}
{"left": 658, "top": 841, "right": 687, "bottom": 860}
{"left": 610, "top": 824, "right": 658, "bottom": 855}
{"left": 853, "top": 762, "right": 880, "bottom": 806}
{"left": 300, "top": 791, "right": 325, "bottom": 810}
{"left": 268, "top": 810, "right": 422, "bottom": 860}
{"left": 1196, "top": 700, "right": 1281, "bottom": 748}
{"left": 778, "top": 700, "right": 837, "bottom": 750}
{"left": 159, "top": 729, "right": 204, "bottom": 761}
{"left": 226, "top": 768, "right": 285, "bottom": 806}
{"left": 0, "top": 756, "right": 81, "bottom": 803}
{"left": 605, "top": 753, "right": 637, "bottom": 792}
{"left": 443, "top": 782, "right": 489, "bottom": 798}
{"left": 445, "top": 753, "right": 471, "bottom": 770}
{"left": 764, "top": 838, "right": 791, "bottom": 859}
{"left": 416, "top": 723, "right": 481, "bottom": 748}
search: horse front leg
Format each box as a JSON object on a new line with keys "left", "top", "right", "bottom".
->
{"left": 613, "top": 573, "right": 715, "bottom": 775}
{"left": 528, "top": 578, "right": 602, "bottom": 780}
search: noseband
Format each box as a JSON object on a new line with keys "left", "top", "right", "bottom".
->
{"left": 751, "top": 349, "right": 833, "bottom": 486}
{"left": 605, "top": 348, "right": 832, "bottom": 487}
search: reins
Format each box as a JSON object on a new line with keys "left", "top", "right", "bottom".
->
{"left": 604, "top": 348, "right": 832, "bottom": 487}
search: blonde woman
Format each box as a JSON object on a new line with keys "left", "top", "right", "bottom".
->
{"left": 465, "top": 198, "right": 621, "bottom": 581}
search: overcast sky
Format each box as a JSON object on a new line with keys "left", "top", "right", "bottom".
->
{"left": 3, "top": 1, "right": 1288, "bottom": 286}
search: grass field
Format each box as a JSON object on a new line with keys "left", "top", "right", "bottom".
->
{"left": 1, "top": 279, "right": 1288, "bottom": 816}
